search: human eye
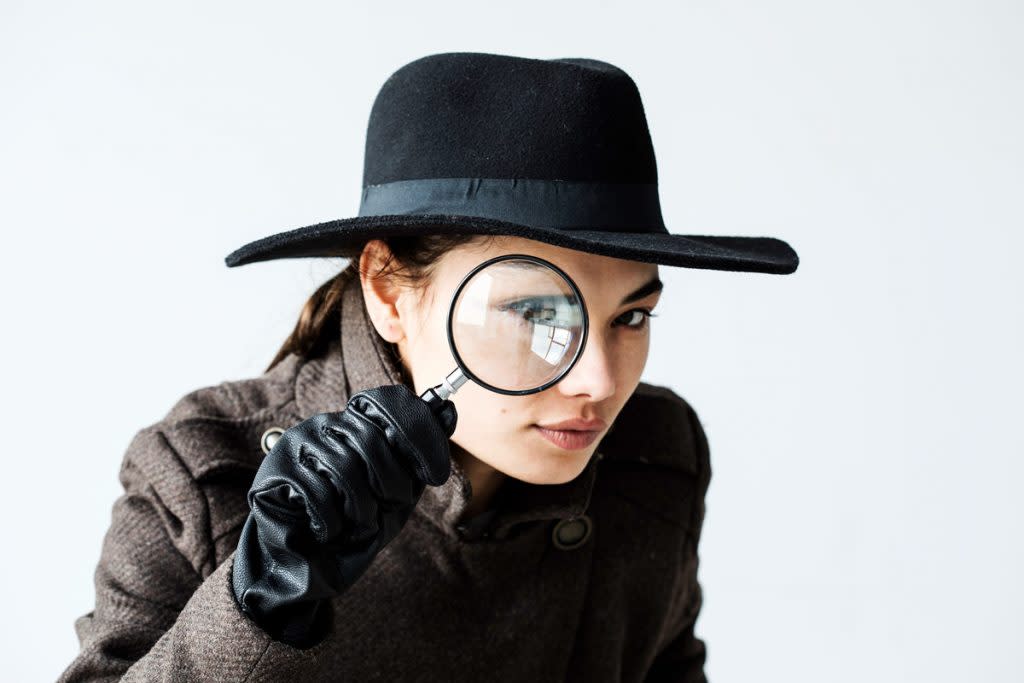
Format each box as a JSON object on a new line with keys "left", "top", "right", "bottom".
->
{"left": 496, "top": 297, "right": 553, "bottom": 323}
{"left": 495, "top": 296, "right": 579, "bottom": 327}
{"left": 613, "top": 308, "right": 657, "bottom": 330}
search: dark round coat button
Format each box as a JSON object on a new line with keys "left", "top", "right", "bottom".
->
{"left": 260, "top": 427, "right": 286, "bottom": 455}
{"left": 551, "top": 515, "right": 592, "bottom": 550}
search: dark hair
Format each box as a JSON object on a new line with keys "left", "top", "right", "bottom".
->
{"left": 265, "top": 233, "right": 498, "bottom": 375}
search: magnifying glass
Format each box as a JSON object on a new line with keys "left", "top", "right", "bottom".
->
{"left": 419, "top": 254, "right": 589, "bottom": 424}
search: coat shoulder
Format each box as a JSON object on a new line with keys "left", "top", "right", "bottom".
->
{"left": 598, "top": 381, "right": 710, "bottom": 477}
{"left": 112, "top": 354, "right": 310, "bottom": 574}
{"left": 594, "top": 381, "right": 712, "bottom": 536}
{"left": 160, "top": 352, "right": 304, "bottom": 424}
{"left": 128, "top": 353, "right": 306, "bottom": 484}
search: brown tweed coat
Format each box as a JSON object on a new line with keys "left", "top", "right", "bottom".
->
{"left": 58, "top": 272, "right": 712, "bottom": 682}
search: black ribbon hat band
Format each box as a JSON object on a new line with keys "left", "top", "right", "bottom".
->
{"left": 358, "top": 177, "right": 667, "bottom": 234}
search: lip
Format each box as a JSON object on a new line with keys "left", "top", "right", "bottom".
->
{"left": 532, "top": 418, "right": 605, "bottom": 451}
{"left": 536, "top": 417, "right": 607, "bottom": 431}
{"left": 532, "top": 426, "right": 601, "bottom": 450}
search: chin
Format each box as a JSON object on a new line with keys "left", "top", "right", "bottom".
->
{"left": 508, "top": 448, "right": 594, "bottom": 485}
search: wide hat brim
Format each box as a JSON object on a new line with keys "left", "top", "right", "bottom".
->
{"left": 223, "top": 213, "right": 799, "bottom": 275}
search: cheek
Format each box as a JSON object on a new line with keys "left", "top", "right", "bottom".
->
{"left": 402, "top": 306, "right": 457, "bottom": 392}
{"left": 612, "top": 332, "right": 651, "bottom": 399}
{"left": 626, "top": 333, "right": 651, "bottom": 376}
{"left": 449, "top": 385, "right": 527, "bottom": 463}
{"left": 451, "top": 382, "right": 518, "bottom": 430}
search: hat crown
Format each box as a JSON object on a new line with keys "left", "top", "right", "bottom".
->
{"left": 362, "top": 52, "right": 659, "bottom": 187}
{"left": 223, "top": 51, "right": 799, "bottom": 276}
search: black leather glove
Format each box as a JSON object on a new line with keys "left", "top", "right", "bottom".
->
{"left": 231, "top": 383, "right": 456, "bottom": 648}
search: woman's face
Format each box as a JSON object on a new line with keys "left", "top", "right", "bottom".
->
{"left": 363, "top": 235, "right": 662, "bottom": 485}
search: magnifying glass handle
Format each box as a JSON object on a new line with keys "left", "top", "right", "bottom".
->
{"left": 419, "top": 386, "right": 451, "bottom": 414}
{"left": 418, "top": 367, "right": 468, "bottom": 434}
{"left": 421, "top": 367, "right": 468, "bottom": 403}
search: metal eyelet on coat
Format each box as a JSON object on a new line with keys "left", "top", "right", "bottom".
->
{"left": 260, "top": 427, "right": 286, "bottom": 455}
{"left": 551, "top": 514, "right": 593, "bottom": 550}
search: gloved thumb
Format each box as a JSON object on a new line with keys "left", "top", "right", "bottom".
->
{"left": 434, "top": 399, "right": 458, "bottom": 437}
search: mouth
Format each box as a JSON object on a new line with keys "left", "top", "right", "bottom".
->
{"left": 531, "top": 425, "right": 602, "bottom": 451}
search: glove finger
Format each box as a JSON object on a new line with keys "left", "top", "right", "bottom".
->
{"left": 257, "top": 420, "right": 380, "bottom": 545}
{"left": 346, "top": 384, "right": 453, "bottom": 487}
{"left": 297, "top": 430, "right": 381, "bottom": 543}
{"left": 435, "top": 399, "right": 458, "bottom": 437}
{"left": 323, "top": 407, "right": 426, "bottom": 508}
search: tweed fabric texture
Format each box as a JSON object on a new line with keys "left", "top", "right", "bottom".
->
{"left": 59, "top": 272, "right": 711, "bottom": 682}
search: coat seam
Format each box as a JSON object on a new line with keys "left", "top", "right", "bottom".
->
{"left": 241, "top": 640, "right": 274, "bottom": 682}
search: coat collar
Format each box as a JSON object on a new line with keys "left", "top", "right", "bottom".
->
{"left": 293, "top": 267, "right": 600, "bottom": 541}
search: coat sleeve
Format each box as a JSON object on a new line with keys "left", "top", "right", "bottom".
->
{"left": 57, "top": 425, "right": 275, "bottom": 682}
{"left": 643, "top": 401, "right": 713, "bottom": 683}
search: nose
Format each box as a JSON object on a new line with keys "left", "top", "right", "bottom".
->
{"left": 555, "top": 332, "right": 617, "bottom": 402}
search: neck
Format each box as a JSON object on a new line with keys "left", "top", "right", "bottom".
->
{"left": 450, "top": 442, "right": 507, "bottom": 519}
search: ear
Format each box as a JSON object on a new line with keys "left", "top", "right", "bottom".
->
{"left": 359, "top": 240, "right": 408, "bottom": 344}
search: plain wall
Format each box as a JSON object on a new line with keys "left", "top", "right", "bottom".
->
{"left": 2, "top": 1, "right": 1021, "bottom": 680}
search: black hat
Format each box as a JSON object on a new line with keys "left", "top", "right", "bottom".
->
{"left": 224, "top": 51, "right": 799, "bottom": 275}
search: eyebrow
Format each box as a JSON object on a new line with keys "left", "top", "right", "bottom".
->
{"left": 620, "top": 276, "right": 663, "bottom": 305}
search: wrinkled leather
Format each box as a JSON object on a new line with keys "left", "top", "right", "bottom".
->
{"left": 231, "top": 383, "right": 456, "bottom": 648}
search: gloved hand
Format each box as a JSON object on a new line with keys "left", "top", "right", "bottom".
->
{"left": 231, "top": 383, "right": 456, "bottom": 648}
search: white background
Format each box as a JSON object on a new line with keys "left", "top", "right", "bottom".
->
{"left": 2, "top": 1, "right": 1021, "bottom": 681}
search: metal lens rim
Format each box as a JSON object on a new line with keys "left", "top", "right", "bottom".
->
{"left": 446, "top": 253, "right": 590, "bottom": 396}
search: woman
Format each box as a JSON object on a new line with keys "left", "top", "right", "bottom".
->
{"left": 59, "top": 52, "right": 798, "bottom": 682}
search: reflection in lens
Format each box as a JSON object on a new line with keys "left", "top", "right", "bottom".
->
{"left": 451, "top": 258, "right": 586, "bottom": 393}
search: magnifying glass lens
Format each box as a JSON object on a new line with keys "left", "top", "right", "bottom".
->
{"left": 451, "top": 259, "right": 585, "bottom": 392}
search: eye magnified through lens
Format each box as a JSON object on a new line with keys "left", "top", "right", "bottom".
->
{"left": 419, "top": 253, "right": 590, "bottom": 420}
